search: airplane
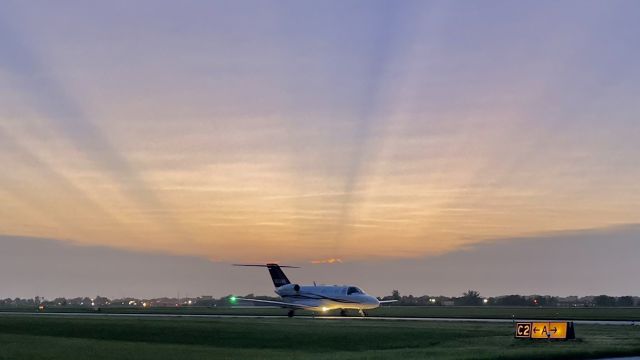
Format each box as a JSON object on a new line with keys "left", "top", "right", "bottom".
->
{"left": 232, "top": 263, "right": 396, "bottom": 317}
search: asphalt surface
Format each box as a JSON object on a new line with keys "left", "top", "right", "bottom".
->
{"left": 0, "top": 311, "right": 638, "bottom": 325}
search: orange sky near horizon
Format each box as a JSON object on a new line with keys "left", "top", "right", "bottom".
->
{"left": 2, "top": 108, "right": 638, "bottom": 262}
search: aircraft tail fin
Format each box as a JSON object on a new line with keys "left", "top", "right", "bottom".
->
{"left": 233, "top": 263, "right": 299, "bottom": 288}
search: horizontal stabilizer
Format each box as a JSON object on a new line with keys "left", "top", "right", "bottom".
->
{"left": 233, "top": 263, "right": 299, "bottom": 287}
{"left": 233, "top": 264, "right": 300, "bottom": 268}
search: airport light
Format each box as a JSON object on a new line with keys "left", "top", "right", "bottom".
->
{"left": 229, "top": 296, "right": 237, "bottom": 304}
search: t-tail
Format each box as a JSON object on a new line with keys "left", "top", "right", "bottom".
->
{"left": 233, "top": 263, "right": 299, "bottom": 288}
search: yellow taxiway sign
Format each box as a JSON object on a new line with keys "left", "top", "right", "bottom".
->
{"left": 515, "top": 321, "right": 575, "bottom": 340}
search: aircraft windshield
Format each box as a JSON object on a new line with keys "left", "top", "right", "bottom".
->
{"left": 347, "top": 287, "right": 363, "bottom": 295}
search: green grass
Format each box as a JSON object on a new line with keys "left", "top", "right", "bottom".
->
{"left": 0, "top": 315, "right": 639, "bottom": 359}
{"left": 5, "top": 305, "right": 640, "bottom": 321}
{"left": 368, "top": 306, "right": 640, "bottom": 321}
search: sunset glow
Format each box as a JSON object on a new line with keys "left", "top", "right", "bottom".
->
{"left": 1, "top": 1, "right": 639, "bottom": 265}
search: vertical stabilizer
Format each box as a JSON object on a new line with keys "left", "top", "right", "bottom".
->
{"left": 266, "top": 263, "right": 290, "bottom": 287}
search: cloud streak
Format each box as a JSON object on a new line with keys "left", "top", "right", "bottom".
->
{"left": 310, "top": 258, "right": 343, "bottom": 264}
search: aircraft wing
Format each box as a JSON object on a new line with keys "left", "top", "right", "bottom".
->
{"left": 378, "top": 300, "right": 398, "bottom": 304}
{"left": 235, "top": 297, "right": 313, "bottom": 309}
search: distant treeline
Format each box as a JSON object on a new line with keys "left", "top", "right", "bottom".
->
{"left": 378, "top": 290, "right": 638, "bottom": 307}
{"left": 1, "top": 291, "right": 638, "bottom": 308}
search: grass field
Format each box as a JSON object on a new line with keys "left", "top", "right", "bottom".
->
{"left": 0, "top": 315, "right": 639, "bottom": 359}
{"left": 4, "top": 305, "right": 640, "bottom": 321}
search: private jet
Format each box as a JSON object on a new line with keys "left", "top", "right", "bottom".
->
{"left": 232, "top": 263, "right": 396, "bottom": 317}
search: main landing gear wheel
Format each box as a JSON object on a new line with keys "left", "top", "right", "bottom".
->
{"left": 287, "top": 310, "right": 295, "bottom": 318}
{"left": 340, "top": 309, "right": 347, "bottom": 317}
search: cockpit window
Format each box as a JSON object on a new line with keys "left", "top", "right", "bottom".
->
{"left": 347, "top": 287, "right": 363, "bottom": 295}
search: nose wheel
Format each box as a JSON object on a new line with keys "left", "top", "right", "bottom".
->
{"left": 358, "top": 309, "right": 367, "bottom": 317}
{"left": 287, "top": 310, "right": 295, "bottom": 318}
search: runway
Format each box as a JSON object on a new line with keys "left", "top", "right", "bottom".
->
{"left": 0, "top": 311, "right": 637, "bottom": 326}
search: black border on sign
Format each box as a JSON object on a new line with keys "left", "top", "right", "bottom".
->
{"left": 514, "top": 322, "right": 532, "bottom": 338}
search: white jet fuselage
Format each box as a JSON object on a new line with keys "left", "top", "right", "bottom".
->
{"left": 275, "top": 284, "right": 380, "bottom": 312}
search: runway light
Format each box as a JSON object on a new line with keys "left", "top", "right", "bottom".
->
{"left": 483, "top": 299, "right": 489, "bottom": 304}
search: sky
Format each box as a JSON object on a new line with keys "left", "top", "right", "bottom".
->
{"left": 1, "top": 0, "right": 639, "bottom": 297}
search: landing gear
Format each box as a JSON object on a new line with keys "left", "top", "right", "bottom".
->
{"left": 340, "top": 309, "right": 347, "bottom": 317}
{"left": 358, "top": 309, "right": 367, "bottom": 317}
{"left": 287, "top": 310, "right": 295, "bottom": 318}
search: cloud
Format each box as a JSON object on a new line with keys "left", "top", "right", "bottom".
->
{"left": 311, "top": 258, "right": 343, "bottom": 264}
{"left": 2, "top": 224, "right": 639, "bottom": 298}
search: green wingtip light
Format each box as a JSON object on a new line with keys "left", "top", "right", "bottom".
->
{"left": 230, "top": 296, "right": 237, "bottom": 304}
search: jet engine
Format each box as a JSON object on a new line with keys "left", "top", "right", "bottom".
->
{"left": 276, "top": 283, "right": 301, "bottom": 296}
